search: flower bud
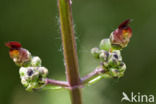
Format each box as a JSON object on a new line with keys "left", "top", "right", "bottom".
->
{"left": 38, "top": 67, "right": 48, "bottom": 78}
{"left": 108, "top": 50, "right": 122, "bottom": 67}
{"left": 99, "top": 50, "right": 109, "bottom": 61}
{"left": 112, "top": 50, "right": 122, "bottom": 61}
{"left": 91, "top": 48, "right": 100, "bottom": 59}
{"left": 99, "top": 39, "right": 111, "bottom": 51}
{"left": 19, "top": 67, "right": 27, "bottom": 77}
{"left": 31, "top": 56, "right": 42, "bottom": 67}
{"left": 110, "top": 19, "right": 132, "bottom": 49}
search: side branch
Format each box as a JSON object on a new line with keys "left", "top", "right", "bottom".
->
{"left": 81, "top": 67, "right": 106, "bottom": 85}
{"left": 45, "top": 67, "right": 106, "bottom": 89}
{"left": 45, "top": 78, "right": 69, "bottom": 87}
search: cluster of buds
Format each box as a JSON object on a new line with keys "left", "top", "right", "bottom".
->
{"left": 6, "top": 42, "right": 48, "bottom": 91}
{"left": 91, "top": 19, "right": 132, "bottom": 78}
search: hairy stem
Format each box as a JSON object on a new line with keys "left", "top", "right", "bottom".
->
{"left": 57, "top": 0, "right": 82, "bottom": 104}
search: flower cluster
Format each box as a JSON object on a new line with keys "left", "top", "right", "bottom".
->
{"left": 6, "top": 42, "right": 48, "bottom": 91}
{"left": 91, "top": 19, "right": 132, "bottom": 78}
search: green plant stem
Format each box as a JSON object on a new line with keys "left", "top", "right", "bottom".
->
{"left": 57, "top": 0, "right": 82, "bottom": 104}
{"left": 81, "top": 67, "right": 106, "bottom": 85}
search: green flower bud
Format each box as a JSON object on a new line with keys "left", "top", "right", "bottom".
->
{"left": 107, "top": 56, "right": 119, "bottom": 67}
{"left": 108, "top": 50, "right": 122, "bottom": 67}
{"left": 91, "top": 48, "right": 100, "bottom": 59}
{"left": 99, "top": 39, "right": 111, "bottom": 51}
{"left": 31, "top": 56, "right": 42, "bottom": 67}
{"left": 99, "top": 50, "right": 109, "bottom": 61}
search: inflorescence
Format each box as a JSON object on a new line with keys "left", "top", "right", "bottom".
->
{"left": 91, "top": 19, "right": 132, "bottom": 78}
{"left": 6, "top": 42, "right": 48, "bottom": 91}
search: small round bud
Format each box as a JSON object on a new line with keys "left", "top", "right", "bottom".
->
{"left": 99, "top": 50, "right": 109, "bottom": 61}
{"left": 19, "top": 67, "right": 27, "bottom": 77}
{"left": 91, "top": 48, "right": 100, "bottom": 59}
{"left": 107, "top": 50, "right": 122, "bottom": 67}
{"left": 38, "top": 67, "right": 48, "bottom": 78}
{"left": 99, "top": 39, "right": 111, "bottom": 51}
{"left": 31, "top": 56, "right": 42, "bottom": 67}
{"left": 112, "top": 50, "right": 122, "bottom": 61}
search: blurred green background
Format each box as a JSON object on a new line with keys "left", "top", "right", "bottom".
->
{"left": 0, "top": 0, "right": 156, "bottom": 104}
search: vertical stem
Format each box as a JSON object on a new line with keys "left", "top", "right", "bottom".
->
{"left": 57, "top": 0, "right": 82, "bottom": 104}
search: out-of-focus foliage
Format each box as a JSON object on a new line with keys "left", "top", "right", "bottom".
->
{"left": 0, "top": 0, "right": 156, "bottom": 104}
